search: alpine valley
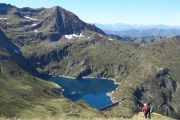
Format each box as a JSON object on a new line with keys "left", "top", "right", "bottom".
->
{"left": 0, "top": 3, "right": 180, "bottom": 120}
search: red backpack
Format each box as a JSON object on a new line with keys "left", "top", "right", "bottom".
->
{"left": 142, "top": 106, "right": 149, "bottom": 113}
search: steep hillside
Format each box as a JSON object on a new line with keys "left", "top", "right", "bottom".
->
{"left": 21, "top": 32, "right": 180, "bottom": 119}
{"left": 0, "top": 29, "right": 38, "bottom": 75}
{"left": 0, "top": 29, "right": 103, "bottom": 119}
{"left": 21, "top": 31, "right": 130, "bottom": 78}
{"left": 0, "top": 3, "right": 105, "bottom": 42}
{"left": 104, "top": 38, "right": 180, "bottom": 118}
{"left": 0, "top": 60, "right": 103, "bottom": 119}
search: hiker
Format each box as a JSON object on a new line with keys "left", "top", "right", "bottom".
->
{"left": 142, "top": 103, "right": 150, "bottom": 119}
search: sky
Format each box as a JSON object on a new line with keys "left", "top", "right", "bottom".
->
{"left": 1, "top": 0, "right": 180, "bottom": 25}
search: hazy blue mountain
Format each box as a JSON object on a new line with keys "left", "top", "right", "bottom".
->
{"left": 105, "top": 29, "right": 180, "bottom": 37}
{"left": 95, "top": 23, "right": 180, "bottom": 31}
{"left": 95, "top": 23, "right": 180, "bottom": 37}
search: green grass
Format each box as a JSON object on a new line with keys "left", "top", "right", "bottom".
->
{"left": 1, "top": 18, "right": 180, "bottom": 118}
{"left": 0, "top": 55, "right": 103, "bottom": 119}
{"left": 19, "top": 34, "right": 180, "bottom": 118}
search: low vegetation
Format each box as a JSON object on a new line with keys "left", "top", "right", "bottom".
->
{"left": 0, "top": 49, "right": 103, "bottom": 119}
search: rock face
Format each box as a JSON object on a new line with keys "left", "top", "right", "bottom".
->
{"left": 39, "top": 6, "right": 106, "bottom": 40}
{"left": 134, "top": 69, "right": 179, "bottom": 118}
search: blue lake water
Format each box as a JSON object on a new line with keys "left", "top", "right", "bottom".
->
{"left": 48, "top": 77, "right": 118, "bottom": 109}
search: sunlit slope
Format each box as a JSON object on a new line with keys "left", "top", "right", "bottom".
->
{"left": 0, "top": 31, "right": 103, "bottom": 119}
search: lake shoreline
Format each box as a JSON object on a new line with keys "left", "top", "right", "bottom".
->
{"left": 58, "top": 75, "right": 119, "bottom": 85}
{"left": 57, "top": 75, "right": 120, "bottom": 103}
{"left": 58, "top": 75, "right": 76, "bottom": 79}
{"left": 82, "top": 76, "right": 119, "bottom": 103}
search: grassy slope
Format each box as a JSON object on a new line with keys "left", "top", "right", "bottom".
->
{"left": 0, "top": 6, "right": 177, "bottom": 119}
{"left": 128, "top": 112, "right": 174, "bottom": 120}
{"left": 21, "top": 32, "right": 138, "bottom": 78}
{"left": 105, "top": 38, "right": 180, "bottom": 118}
{"left": 0, "top": 52, "right": 103, "bottom": 119}
{"left": 21, "top": 33, "right": 180, "bottom": 118}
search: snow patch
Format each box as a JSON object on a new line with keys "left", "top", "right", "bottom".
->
{"left": 80, "top": 33, "right": 84, "bottom": 37}
{"left": 65, "top": 33, "right": 84, "bottom": 39}
{"left": 34, "top": 30, "right": 38, "bottom": 33}
{"left": 109, "top": 38, "right": 113, "bottom": 41}
{"left": 31, "top": 23, "right": 38, "bottom": 27}
{"left": 88, "top": 37, "right": 90, "bottom": 39}
{"left": 0, "top": 17, "right": 7, "bottom": 20}
{"left": 99, "top": 34, "right": 102, "bottom": 37}
{"left": 24, "top": 16, "right": 38, "bottom": 21}
{"left": 65, "top": 35, "right": 73, "bottom": 39}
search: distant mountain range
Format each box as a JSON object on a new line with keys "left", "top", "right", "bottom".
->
{"left": 95, "top": 23, "right": 180, "bottom": 31}
{"left": 95, "top": 23, "right": 180, "bottom": 37}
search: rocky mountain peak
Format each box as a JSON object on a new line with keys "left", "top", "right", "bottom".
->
{"left": 0, "top": 3, "right": 15, "bottom": 14}
{"left": 0, "top": 3, "right": 106, "bottom": 41}
{"left": 40, "top": 5, "right": 106, "bottom": 40}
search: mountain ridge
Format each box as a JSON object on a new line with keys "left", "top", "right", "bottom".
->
{"left": 95, "top": 23, "right": 180, "bottom": 31}
{"left": 105, "top": 29, "right": 180, "bottom": 37}
{"left": 0, "top": 3, "right": 106, "bottom": 41}
{"left": 95, "top": 23, "right": 180, "bottom": 37}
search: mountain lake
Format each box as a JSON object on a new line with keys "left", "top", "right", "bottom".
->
{"left": 48, "top": 77, "right": 119, "bottom": 109}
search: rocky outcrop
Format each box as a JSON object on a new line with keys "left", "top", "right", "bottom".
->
{"left": 133, "top": 69, "right": 180, "bottom": 119}
{"left": 38, "top": 6, "right": 106, "bottom": 40}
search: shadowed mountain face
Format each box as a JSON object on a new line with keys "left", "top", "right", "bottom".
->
{"left": 0, "top": 30, "right": 10, "bottom": 63}
{"left": 0, "top": 29, "right": 38, "bottom": 75}
{"left": 40, "top": 6, "right": 106, "bottom": 37}
{"left": 0, "top": 3, "right": 14, "bottom": 14}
